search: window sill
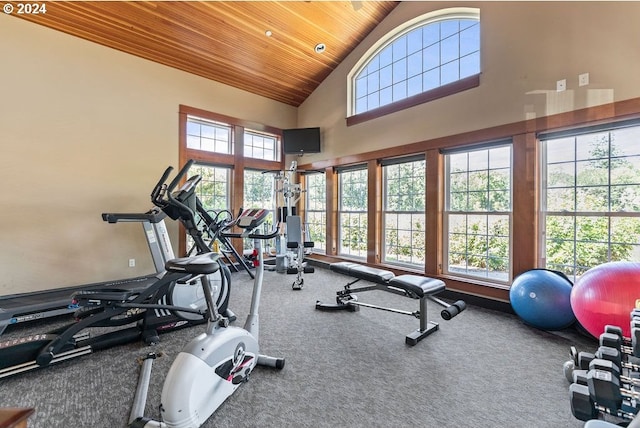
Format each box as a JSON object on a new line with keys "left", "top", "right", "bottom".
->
{"left": 438, "top": 273, "right": 511, "bottom": 291}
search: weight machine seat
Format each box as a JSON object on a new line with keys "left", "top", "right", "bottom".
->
{"left": 165, "top": 253, "right": 221, "bottom": 275}
{"left": 329, "top": 262, "right": 445, "bottom": 298}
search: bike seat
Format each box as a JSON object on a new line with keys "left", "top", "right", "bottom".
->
{"left": 165, "top": 253, "right": 221, "bottom": 275}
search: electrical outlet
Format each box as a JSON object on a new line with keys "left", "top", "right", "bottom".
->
{"left": 129, "top": 258, "right": 135, "bottom": 267}
{"left": 556, "top": 79, "right": 567, "bottom": 92}
{"left": 579, "top": 73, "right": 589, "bottom": 86}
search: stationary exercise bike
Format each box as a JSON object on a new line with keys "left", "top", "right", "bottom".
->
{"left": 0, "top": 162, "right": 232, "bottom": 378}
{"left": 129, "top": 208, "right": 284, "bottom": 428}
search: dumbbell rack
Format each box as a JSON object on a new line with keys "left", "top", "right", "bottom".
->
{"left": 565, "top": 310, "right": 640, "bottom": 424}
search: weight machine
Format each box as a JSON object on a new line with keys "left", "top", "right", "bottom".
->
{"left": 262, "top": 161, "right": 318, "bottom": 289}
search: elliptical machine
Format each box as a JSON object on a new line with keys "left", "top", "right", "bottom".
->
{"left": 129, "top": 208, "right": 284, "bottom": 428}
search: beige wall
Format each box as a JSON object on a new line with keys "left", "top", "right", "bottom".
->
{"left": 297, "top": 1, "right": 640, "bottom": 164}
{"left": 0, "top": 15, "right": 297, "bottom": 294}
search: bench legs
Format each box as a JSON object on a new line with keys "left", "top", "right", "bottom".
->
{"left": 315, "top": 295, "right": 359, "bottom": 312}
{"left": 322, "top": 263, "right": 466, "bottom": 346}
{"left": 405, "top": 296, "right": 439, "bottom": 346}
{"left": 316, "top": 284, "right": 442, "bottom": 346}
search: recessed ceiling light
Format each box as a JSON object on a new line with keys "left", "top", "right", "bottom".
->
{"left": 265, "top": 30, "right": 273, "bottom": 37}
{"left": 314, "top": 43, "right": 326, "bottom": 54}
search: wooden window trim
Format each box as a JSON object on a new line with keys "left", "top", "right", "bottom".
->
{"left": 180, "top": 105, "right": 281, "bottom": 135}
{"left": 346, "top": 74, "right": 480, "bottom": 127}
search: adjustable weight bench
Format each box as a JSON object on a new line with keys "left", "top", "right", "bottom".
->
{"left": 316, "top": 262, "right": 466, "bottom": 346}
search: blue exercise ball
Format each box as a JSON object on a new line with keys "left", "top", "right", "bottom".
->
{"left": 509, "top": 269, "right": 576, "bottom": 330}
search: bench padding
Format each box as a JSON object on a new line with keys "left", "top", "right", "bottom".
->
{"left": 390, "top": 275, "right": 445, "bottom": 298}
{"left": 330, "top": 262, "right": 444, "bottom": 297}
{"left": 330, "top": 262, "right": 395, "bottom": 283}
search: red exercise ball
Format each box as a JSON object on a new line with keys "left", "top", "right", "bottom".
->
{"left": 570, "top": 261, "right": 640, "bottom": 338}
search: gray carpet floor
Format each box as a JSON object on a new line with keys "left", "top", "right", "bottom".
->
{"left": 0, "top": 266, "right": 597, "bottom": 427}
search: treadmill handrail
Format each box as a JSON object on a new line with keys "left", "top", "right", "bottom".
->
{"left": 102, "top": 207, "right": 167, "bottom": 224}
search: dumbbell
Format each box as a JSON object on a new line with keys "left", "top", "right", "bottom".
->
{"left": 570, "top": 382, "right": 636, "bottom": 422}
{"left": 563, "top": 346, "right": 599, "bottom": 383}
{"left": 596, "top": 346, "right": 640, "bottom": 373}
{"left": 587, "top": 368, "right": 640, "bottom": 413}
{"left": 572, "top": 359, "right": 640, "bottom": 388}
{"left": 564, "top": 346, "right": 589, "bottom": 382}
{"left": 564, "top": 340, "right": 640, "bottom": 385}
{"left": 602, "top": 325, "right": 640, "bottom": 358}
{"left": 572, "top": 348, "right": 596, "bottom": 370}
{"left": 589, "top": 358, "right": 640, "bottom": 387}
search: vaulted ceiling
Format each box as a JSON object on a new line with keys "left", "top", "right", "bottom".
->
{"left": 13, "top": 1, "right": 399, "bottom": 106}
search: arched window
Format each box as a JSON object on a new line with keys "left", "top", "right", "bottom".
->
{"left": 348, "top": 8, "right": 480, "bottom": 124}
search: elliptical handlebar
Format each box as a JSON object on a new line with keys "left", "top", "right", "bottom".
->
{"left": 167, "top": 159, "right": 195, "bottom": 194}
{"left": 166, "top": 159, "right": 196, "bottom": 217}
{"left": 150, "top": 166, "right": 173, "bottom": 206}
{"left": 150, "top": 160, "right": 203, "bottom": 226}
{"left": 150, "top": 160, "right": 197, "bottom": 210}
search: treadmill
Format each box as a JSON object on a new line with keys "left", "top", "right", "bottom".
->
{"left": 0, "top": 207, "right": 174, "bottom": 336}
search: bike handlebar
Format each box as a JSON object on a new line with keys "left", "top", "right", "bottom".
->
{"left": 222, "top": 224, "right": 280, "bottom": 240}
{"left": 251, "top": 227, "right": 280, "bottom": 240}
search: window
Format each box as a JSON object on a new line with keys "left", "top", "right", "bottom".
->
{"left": 179, "top": 105, "right": 283, "bottom": 256}
{"left": 540, "top": 122, "right": 640, "bottom": 281}
{"left": 444, "top": 144, "right": 512, "bottom": 282}
{"left": 243, "top": 169, "right": 275, "bottom": 249}
{"left": 244, "top": 130, "right": 279, "bottom": 161}
{"left": 192, "top": 164, "right": 231, "bottom": 211}
{"left": 244, "top": 169, "right": 274, "bottom": 211}
{"left": 383, "top": 157, "right": 426, "bottom": 267}
{"left": 185, "top": 164, "right": 231, "bottom": 254}
{"left": 305, "top": 172, "right": 326, "bottom": 253}
{"left": 186, "top": 116, "right": 233, "bottom": 154}
{"left": 348, "top": 7, "right": 480, "bottom": 119}
{"left": 338, "top": 167, "right": 368, "bottom": 258}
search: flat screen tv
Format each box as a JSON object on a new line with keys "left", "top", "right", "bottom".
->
{"left": 282, "top": 127, "right": 321, "bottom": 155}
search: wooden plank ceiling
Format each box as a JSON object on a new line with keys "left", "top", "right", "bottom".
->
{"left": 14, "top": 1, "right": 399, "bottom": 106}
